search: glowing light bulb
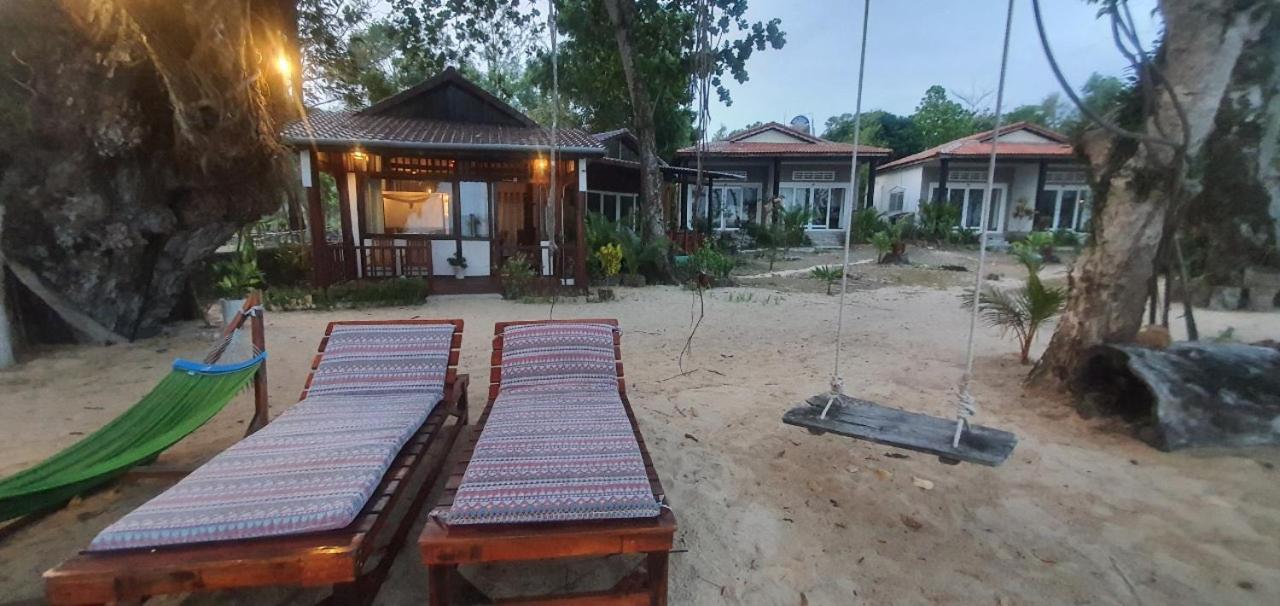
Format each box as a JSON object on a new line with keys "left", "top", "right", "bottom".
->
{"left": 275, "top": 53, "right": 292, "bottom": 77}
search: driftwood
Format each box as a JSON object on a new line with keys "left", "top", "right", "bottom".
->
{"left": 1079, "top": 343, "right": 1280, "bottom": 451}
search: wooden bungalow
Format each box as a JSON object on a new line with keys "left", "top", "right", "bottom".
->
{"left": 282, "top": 67, "right": 602, "bottom": 294}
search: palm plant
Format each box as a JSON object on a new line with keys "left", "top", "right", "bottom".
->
{"left": 851, "top": 208, "right": 886, "bottom": 243}
{"left": 962, "top": 272, "right": 1067, "bottom": 364}
{"left": 809, "top": 265, "right": 843, "bottom": 295}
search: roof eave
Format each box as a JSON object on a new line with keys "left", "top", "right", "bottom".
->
{"left": 283, "top": 135, "right": 605, "bottom": 156}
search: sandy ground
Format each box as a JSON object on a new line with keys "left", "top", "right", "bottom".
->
{"left": 1, "top": 250, "right": 1278, "bottom": 605}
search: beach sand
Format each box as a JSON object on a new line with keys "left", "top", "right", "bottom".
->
{"left": 1, "top": 252, "right": 1278, "bottom": 605}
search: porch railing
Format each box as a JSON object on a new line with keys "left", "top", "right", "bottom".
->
{"left": 320, "top": 243, "right": 433, "bottom": 284}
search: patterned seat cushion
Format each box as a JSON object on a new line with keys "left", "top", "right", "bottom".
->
{"left": 442, "top": 323, "right": 660, "bottom": 526}
{"left": 87, "top": 323, "right": 455, "bottom": 551}
{"left": 497, "top": 323, "right": 620, "bottom": 393}
{"left": 306, "top": 324, "right": 455, "bottom": 399}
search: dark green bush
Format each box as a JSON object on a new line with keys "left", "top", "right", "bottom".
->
{"left": 499, "top": 254, "right": 536, "bottom": 300}
{"left": 259, "top": 243, "right": 311, "bottom": 287}
{"left": 851, "top": 208, "right": 887, "bottom": 243}
{"left": 327, "top": 278, "right": 429, "bottom": 307}
{"left": 690, "top": 244, "right": 736, "bottom": 282}
{"left": 917, "top": 201, "right": 961, "bottom": 242}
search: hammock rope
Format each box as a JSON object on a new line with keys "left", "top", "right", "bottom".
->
{"left": 0, "top": 305, "right": 266, "bottom": 522}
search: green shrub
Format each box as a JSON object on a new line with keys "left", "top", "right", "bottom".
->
{"left": 690, "top": 244, "right": 736, "bottom": 282}
{"left": 327, "top": 278, "right": 429, "bottom": 307}
{"left": 213, "top": 229, "right": 265, "bottom": 298}
{"left": 917, "top": 201, "right": 960, "bottom": 242}
{"left": 779, "top": 206, "right": 812, "bottom": 250}
{"left": 871, "top": 231, "right": 893, "bottom": 262}
{"left": 499, "top": 254, "right": 536, "bottom": 300}
{"left": 1024, "top": 231, "right": 1055, "bottom": 250}
{"left": 851, "top": 208, "right": 887, "bottom": 243}
{"left": 260, "top": 243, "right": 311, "bottom": 287}
{"left": 1009, "top": 241, "right": 1044, "bottom": 274}
{"left": 809, "top": 265, "right": 844, "bottom": 295}
{"left": 1052, "top": 228, "right": 1081, "bottom": 247}
{"left": 950, "top": 227, "right": 980, "bottom": 245}
{"left": 263, "top": 286, "right": 332, "bottom": 311}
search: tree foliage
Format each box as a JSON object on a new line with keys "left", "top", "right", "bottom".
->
{"left": 551, "top": 0, "right": 785, "bottom": 157}
{"left": 298, "top": 0, "right": 546, "bottom": 108}
{"left": 822, "top": 111, "right": 924, "bottom": 156}
{"left": 911, "top": 85, "right": 977, "bottom": 149}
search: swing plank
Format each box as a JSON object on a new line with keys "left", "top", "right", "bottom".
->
{"left": 783, "top": 394, "right": 1017, "bottom": 467}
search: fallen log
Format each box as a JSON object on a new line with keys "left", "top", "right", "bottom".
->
{"left": 1078, "top": 342, "right": 1280, "bottom": 451}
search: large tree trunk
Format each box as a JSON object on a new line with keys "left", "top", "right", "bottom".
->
{"left": 601, "top": 0, "right": 674, "bottom": 281}
{"left": 0, "top": 205, "right": 14, "bottom": 368}
{"left": 1031, "top": 0, "right": 1269, "bottom": 388}
{"left": 0, "top": 0, "right": 292, "bottom": 340}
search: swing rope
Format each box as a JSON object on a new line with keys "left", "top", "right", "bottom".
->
{"left": 823, "top": 0, "right": 1018, "bottom": 450}
{"left": 824, "top": 0, "right": 873, "bottom": 419}
{"left": 546, "top": 0, "right": 561, "bottom": 319}
{"left": 953, "top": 0, "right": 1016, "bottom": 446}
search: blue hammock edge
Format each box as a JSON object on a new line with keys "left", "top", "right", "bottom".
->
{"left": 172, "top": 352, "right": 267, "bottom": 376}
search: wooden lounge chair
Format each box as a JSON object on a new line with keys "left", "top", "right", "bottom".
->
{"left": 44, "top": 319, "right": 469, "bottom": 606}
{"left": 420, "top": 319, "right": 676, "bottom": 606}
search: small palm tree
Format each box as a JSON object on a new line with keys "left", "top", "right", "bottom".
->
{"left": 963, "top": 272, "right": 1066, "bottom": 364}
{"left": 809, "top": 265, "right": 843, "bottom": 295}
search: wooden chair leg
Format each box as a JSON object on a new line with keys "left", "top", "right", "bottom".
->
{"left": 647, "top": 551, "right": 669, "bottom": 606}
{"left": 428, "top": 564, "right": 455, "bottom": 606}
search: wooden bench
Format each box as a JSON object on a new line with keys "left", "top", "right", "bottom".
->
{"left": 419, "top": 319, "right": 676, "bottom": 606}
{"left": 44, "top": 319, "right": 469, "bottom": 606}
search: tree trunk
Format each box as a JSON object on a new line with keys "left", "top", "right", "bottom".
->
{"left": 601, "top": 0, "right": 673, "bottom": 281}
{"left": 1031, "top": 0, "right": 1268, "bottom": 389}
{"left": 0, "top": 0, "right": 292, "bottom": 340}
{"left": 0, "top": 205, "right": 14, "bottom": 368}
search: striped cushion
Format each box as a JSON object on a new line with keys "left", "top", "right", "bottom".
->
{"left": 498, "top": 323, "right": 619, "bottom": 392}
{"left": 87, "top": 323, "right": 455, "bottom": 551}
{"left": 442, "top": 323, "right": 660, "bottom": 526}
{"left": 307, "top": 324, "right": 454, "bottom": 399}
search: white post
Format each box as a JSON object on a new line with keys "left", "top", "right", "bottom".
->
{"left": 0, "top": 205, "right": 15, "bottom": 368}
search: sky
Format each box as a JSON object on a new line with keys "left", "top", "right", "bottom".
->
{"left": 710, "top": 0, "right": 1163, "bottom": 134}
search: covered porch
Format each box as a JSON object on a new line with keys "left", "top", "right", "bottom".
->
{"left": 299, "top": 148, "right": 590, "bottom": 294}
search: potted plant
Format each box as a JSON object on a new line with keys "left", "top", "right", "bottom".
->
{"left": 214, "top": 228, "right": 265, "bottom": 326}
{"left": 447, "top": 252, "right": 468, "bottom": 279}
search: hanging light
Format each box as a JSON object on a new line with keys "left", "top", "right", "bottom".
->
{"left": 275, "top": 52, "right": 292, "bottom": 78}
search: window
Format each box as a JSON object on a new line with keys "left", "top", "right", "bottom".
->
{"left": 369, "top": 179, "right": 453, "bottom": 235}
{"left": 791, "top": 170, "right": 835, "bottom": 182}
{"left": 928, "top": 183, "right": 1007, "bottom": 232}
{"left": 587, "top": 190, "right": 639, "bottom": 227}
{"left": 694, "top": 185, "right": 761, "bottom": 230}
{"left": 888, "top": 187, "right": 905, "bottom": 212}
{"left": 1035, "top": 187, "right": 1090, "bottom": 231}
{"left": 780, "top": 184, "right": 847, "bottom": 229}
{"left": 459, "top": 181, "right": 490, "bottom": 238}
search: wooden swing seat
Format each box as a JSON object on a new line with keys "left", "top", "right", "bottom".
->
{"left": 783, "top": 393, "right": 1018, "bottom": 467}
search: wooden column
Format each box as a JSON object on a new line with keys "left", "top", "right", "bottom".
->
{"left": 305, "top": 149, "right": 328, "bottom": 287}
{"left": 336, "top": 169, "right": 357, "bottom": 281}
{"left": 1034, "top": 159, "right": 1048, "bottom": 229}
{"left": 864, "top": 158, "right": 878, "bottom": 210}
{"left": 247, "top": 300, "right": 269, "bottom": 436}
{"left": 574, "top": 160, "right": 588, "bottom": 290}
{"left": 936, "top": 157, "right": 950, "bottom": 203}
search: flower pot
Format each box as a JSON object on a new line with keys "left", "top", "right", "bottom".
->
{"left": 220, "top": 297, "right": 246, "bottom": 329}
{"left": 453, "top": 266, "right": 466, "bottom": 280}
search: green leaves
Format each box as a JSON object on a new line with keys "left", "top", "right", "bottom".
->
{"left": 962, "top": 270, "right": 1066, "bottom": 364}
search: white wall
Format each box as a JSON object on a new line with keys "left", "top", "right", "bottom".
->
{"left": 873, "top": 165, "right": 925, "bottom": 213}
{"left": 738, "top": 129, "right": 808, "bottom": 144}
{"left": 1007, "top": 163, "right": 1040, "bottom": 233}
{"left": 996, "top": 129, "right": 1057, "bottom": 144}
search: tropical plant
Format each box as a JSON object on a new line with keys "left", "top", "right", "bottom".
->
{"left": 809, "top": 265, "right": 843, "bottom": 295}
{"left": 446, "top": 252, "right": 467, "bottom": 269}
{"left": 1024, "top": 230, "right": 1059, "bottom": 263}
{"left": 873, "top": 218, "right": 911, "bottom": 264}
{"left": 499, "top": 253, "right": 536, "bottom": 300}
{"left": 690, "top": 244, "right": 736, "bottom": 282}
{"left": 1052, "top": 228, "right": 1082, "bottom": 248}
{"left": 851, "top": 208, "right": 887, "bottom": 243}
{"left": 779, "top": 206, "right": 812, "bottom": 258}
{"left": 597, "top": 243, "right": 623, "bottom": 279}
{"left": 917, "top": 201, "right": 961, "bottom": 242}
{"left": 1010, "top": 240, "right": 1045, "bottom": 274}
{"left": 963, "top": 272, "right": 1067, "bottom": 364}
{"left": 615, "top": 226, "right": 669, "bottom": 280}
{"left": 214, "top": 229, "right": 265, "bottom": 298}
{"left": 870, "top": 231, "right": 893, "bottom": 263}
{"left": 950, "top": 227, "right": 980, "bottom": 245}
{"left": 745, "top": 221, "right": 785, "bottom": 271}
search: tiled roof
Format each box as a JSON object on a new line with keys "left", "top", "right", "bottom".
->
{"left": 282, "top": 109, "right": 605, "bottom": 154}
{"left": 877, "top": 122, "right": 1074, "bottom": 172}
{"left": 675, "top": 121, "right": 891, "bottom": 158}
{"left": 675, "top": 140, "right": 891, "bottom": 157}
{"left": 592, "top": 128, "right": 632, "bottom": 142}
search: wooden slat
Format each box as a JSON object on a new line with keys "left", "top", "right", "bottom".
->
{"left": 45, "top": 320, "right": 469, "bottom": 606}
{"left": 783, "top": 393, "right": 1018, "bottom": 467}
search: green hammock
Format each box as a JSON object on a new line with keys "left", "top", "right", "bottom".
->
{"left": 0, "top": 354, "right": 265, "bottom": 522}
